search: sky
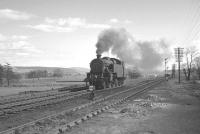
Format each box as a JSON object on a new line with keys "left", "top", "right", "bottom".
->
{"left": 0, "top": 0, "right": 199, "bottom": 69}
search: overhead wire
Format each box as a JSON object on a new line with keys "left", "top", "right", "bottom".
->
{"left": 173, "top": 0, "right": 196, "bottom": 47}
{"left": 182, "top": 0, "right": 200, "bottom": 46}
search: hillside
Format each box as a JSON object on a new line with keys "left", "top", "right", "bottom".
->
{"left": 69, "top": 67, "right": 90, "bottom": 74}
{"left": 13, "top": 66, "right": 89, "bottom": 75}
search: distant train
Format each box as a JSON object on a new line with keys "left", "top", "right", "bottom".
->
{"left": 86, "top": 54, "right": 126, "bottom": 90}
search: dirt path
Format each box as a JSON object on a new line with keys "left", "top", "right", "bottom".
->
{"left": 66, "top": 79, "right": 200, "bottom": 134}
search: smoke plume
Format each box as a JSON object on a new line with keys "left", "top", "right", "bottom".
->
{"left": 96, "top": 28, "right": 171, "bottom": 71}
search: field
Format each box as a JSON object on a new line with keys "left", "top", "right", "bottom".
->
{"left": 0, "top": 75, "right": 86, "bottom": 96}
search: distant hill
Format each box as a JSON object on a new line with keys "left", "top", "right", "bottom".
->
{"left": 13, "top": 66, "right": 89, "bottom": 75}
{"left": 69, "top": 67, "right": 90, "bottom": 74}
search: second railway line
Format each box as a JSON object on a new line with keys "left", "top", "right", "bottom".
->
{"left": 0, "top": 77, "right": 164, "bottom": 134}
{"left": 0, "top": 78, "right": 151, "bottom": 116}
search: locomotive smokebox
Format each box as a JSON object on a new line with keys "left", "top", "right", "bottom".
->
{"left": 97, "top": 54, "right": 101, "bottom": 59}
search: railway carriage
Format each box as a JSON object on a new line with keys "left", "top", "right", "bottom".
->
{"left": 86, "top": 54, "right": 126, "bottom": 90}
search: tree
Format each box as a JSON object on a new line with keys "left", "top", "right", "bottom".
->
{"left": 0, "top": 63, "right": 22, "bottom": 86}
{"left": 4, "top": 63, "right": 14, "bottom": 86}
{"left": 26, "top": 71, "right": 36, "bottom": 79}
{"left": 40, "top": 70, "right": 48, "bottom": 78}
{"left": 194, "top": 56, "right": 200, "bottom": 80}
{"left": 12, "top": 73, "right": 22, "bottom": 82}
{"left": 35, "top": 70, "right": 48, "bottom": 79}
{"left": 26, "top": 70, "right": 48, "bottom": 79}
{"left": 0, "top": 64, "right": 3, "bottom": 86}
{"left": 182, "top": 46, "right": 199, "bottom": 80}
{"left": 182, "top": 64, "right": 188, "bottom": 80}
{"left": 53, "top": 69, "right": 63, "bottom": 77}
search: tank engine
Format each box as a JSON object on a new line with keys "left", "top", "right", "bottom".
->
{"left": 86, "top": 54, "right": 126, "bottom": 90}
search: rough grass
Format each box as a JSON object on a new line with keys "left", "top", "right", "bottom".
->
{"left": 0, "top": 75, "right": 86, "bottom": 96}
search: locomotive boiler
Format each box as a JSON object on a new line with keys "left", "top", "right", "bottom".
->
{"left": 86, "top": 54, "right": 126, "bottom": 90}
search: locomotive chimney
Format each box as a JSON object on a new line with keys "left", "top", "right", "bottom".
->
{"left": 97, "top": 54, "right": 101, "bottom": 59}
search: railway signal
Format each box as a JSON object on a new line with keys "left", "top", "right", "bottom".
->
{"left": 164, "top": 58, "right": 168, "bottom": 80}
{"left": 171, "top": 64, "right": 176, "bottom": 78}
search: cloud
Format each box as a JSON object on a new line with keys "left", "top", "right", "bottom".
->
{"left": 109, "top": 18, "right": 132, "bottom": 24}
{"left": 1, "top": 34, "right": 29, "bottom": 41}
{"left": 0, "top": 34, "right": 41, "bottom": 59}
{"left": 27, "top": 17, "right": 110, "bottom": 32}
{"left": 26, "top": 24, "right": 74, "bottom": 32}
{"left": 64, "top": 17, "right": 86, "bottom": 27}
{"left": 0, "top": 9, "right": 33, "bottom": 20}
{"left": 11, "top": 35, "right": 29, "bottom": 40}
{"left": 45, "top": 17, "right": 67, "bottom": 26}
{"left": 0, "top": 33, "right": 7, "bottom": 41}
{"left": 124, "top": 20, "right": 132, "bottom": 24}
{"left": 109, "top": 18, "right": 119, "bottom": 23}
{"left": 84, "top": 24, "right": 111, "bottom": 29}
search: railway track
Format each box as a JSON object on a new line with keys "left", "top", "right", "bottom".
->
{"left": 0, "top": 86, "right": 88, "bottom": 116}
{"left": 0, "top": 79, "right": 151, "bottom": 117}
{"left": 0, "top": 85, "right": 87, "bottom": 104}
{"left": 0, "top": 77, "right": 164, "bottom": 134}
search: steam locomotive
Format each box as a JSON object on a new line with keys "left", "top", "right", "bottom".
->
{"left": 86, "top": 54, "right": 126, "bottom": 90}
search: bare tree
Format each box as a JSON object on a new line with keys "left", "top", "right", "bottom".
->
{"left": 183, "top": 46, "right": 199, "bottom": 80}
{"left": 194, "top": 56, "right": 200, "bottom": 80}
{"left": 182, "top": 64, "right": 187, "bottom": 80}
{"left": 4, "top": 63, "right": 13, "bottom": 86}
{"left": 53, "top": 69, "right": 63, "bottom": 77}
{"left": 26, "top": 70, "right": 48, "bottom": 79}
{"left": 0, "top": 64, "right": 3, "bottom": 86}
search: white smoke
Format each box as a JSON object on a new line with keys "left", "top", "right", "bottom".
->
{"left": 96, "top": 28, "right": 171, "bottom": 71}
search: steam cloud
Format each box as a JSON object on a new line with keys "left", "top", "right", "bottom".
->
{"left": 96, "top": 28, "right": 171, "bottom": 71}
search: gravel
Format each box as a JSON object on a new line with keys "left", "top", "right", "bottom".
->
{"left": 66, "top": 79, "right": 200, "bottom": 134}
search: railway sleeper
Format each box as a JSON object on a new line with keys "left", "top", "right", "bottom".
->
{"left": 56, "top": 80, "right": 163, "bottom": 133}
{"left": 0, "top": 87, "right": 85, "bottom": 105}
{"left": 9, "top": 80, "right": 159, "bottom": 115}
{"left": 0, "top": 90, "right": 88, "bottom": 110}
{"left": 0, "top": 92, "right": 88, "bottom": 116}
{"left": 0, "top": 79, "right": 163, "bottom": 133}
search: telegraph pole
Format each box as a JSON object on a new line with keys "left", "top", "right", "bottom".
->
{"left": 174, "top": 47, "right": 184, "bottom": 83}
